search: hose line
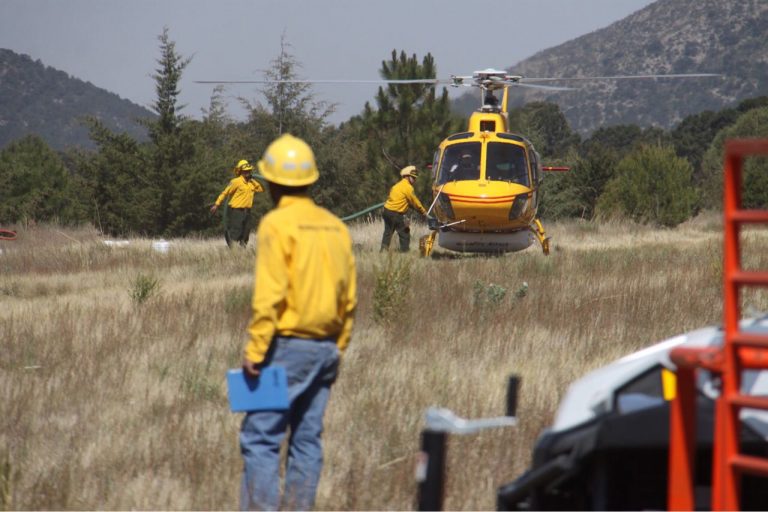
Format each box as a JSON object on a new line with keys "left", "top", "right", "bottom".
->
{"left": 341, "top": 203, "right": 384, "bottom": 222}
{"left": 0, "top": 229, "right": 17, "bottom": 241}
{"left": 252, "top": 172, "right": 383, "bottom": 223}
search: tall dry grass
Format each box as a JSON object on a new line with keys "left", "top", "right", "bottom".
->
{"left": 2, "top": 214, "right": 768, "bottom": 510}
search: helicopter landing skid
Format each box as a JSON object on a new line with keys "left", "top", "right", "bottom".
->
{"left": 530, "top": 218, "right": 551, "bottom": 256}
{"left": 419, "top": 232, "right": 437, "bottom": 258}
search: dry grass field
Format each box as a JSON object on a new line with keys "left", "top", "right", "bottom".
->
{"left": 2, "top": 213, "right": 768, "bottom": 510}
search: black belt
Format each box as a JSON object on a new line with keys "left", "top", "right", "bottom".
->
{"left": 274, "top": 335, "right": 337, "bottom": 343}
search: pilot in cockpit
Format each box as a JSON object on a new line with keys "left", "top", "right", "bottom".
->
{"left": 451, "top": 152, "right": 478, "bottom": 180}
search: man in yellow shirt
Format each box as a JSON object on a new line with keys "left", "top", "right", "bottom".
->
{"left": 380, "top": 165, "right": 427, "bottom": 252}
{"left": 210, "top": 159, "right": 264, "bottom": 247}
{"left": 239, "top": 134, "right": 357, "bottom": 511}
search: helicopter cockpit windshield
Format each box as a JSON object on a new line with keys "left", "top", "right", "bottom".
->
{"left": 439, "top": 142, "right": 481, "bottom": 184}
{"left": 486, "top": 142, "right": 530, "bottom": 186}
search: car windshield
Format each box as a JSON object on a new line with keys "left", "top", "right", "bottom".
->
{"left": 438, "top": 142, "right": 481, "bottom": 184}
{"left": 486, "top": 142, "right": 529, "bottom": 186}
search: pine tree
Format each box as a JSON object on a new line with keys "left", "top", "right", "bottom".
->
{"left": 597, "top": 145, "right": 696, "bottom": 227}
{"left": 699, "top": 107, "right": 768, "bottom": 210}
{"left": 144, "top": 27, "right": 194, "bottom": 234}
{"left": 75, "top": 118, "right": 157, "bottom": 235}
{"left": 241, "top": 33, "right": 334, "bottom": 142}
{"left": 150, "top": 27, "right": 190, "bottom": 142}
{"left": 508, "top": 102, "right": 580, "bottom": 160}
{"left": 0, "top": 135, "right": 85, "bottom": 224}
{"left": 361, "top": 50, "right": 462, "bottom": 200}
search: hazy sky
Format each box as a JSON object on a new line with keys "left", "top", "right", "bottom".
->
{"left": 0, "top": 0, "right": 656, "bottom": 124}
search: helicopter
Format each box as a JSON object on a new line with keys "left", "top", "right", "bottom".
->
{"left": 413, "top": 69, "right": 721, "bottom": 257}
{"left": 196, "top": 69, "right": 719, "bottom": 257}
{"left": 419, "top": 69, "right": 573, "bottom": 257}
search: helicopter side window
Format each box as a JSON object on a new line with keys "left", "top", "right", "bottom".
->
{"left": 438, "top": 142, "right": 481, "bottom": 184}
{"left": 486, "top": 142, "right": 530, "bottom": 186}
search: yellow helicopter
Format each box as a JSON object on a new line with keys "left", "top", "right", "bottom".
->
{"left": 415, "top": 69, "right": 721, "bottom": 257}
{"left": 197, "top": 68, "right": 719, "bottom": 257}
{"left": 419, "top": 69, "right": 572, "bottom": 257}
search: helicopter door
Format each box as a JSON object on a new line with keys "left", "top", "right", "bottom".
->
{"left": 485, "top": 142, "right": 530, "bottom": 186}
{"left": 438, "top": 142, "right": 481, "bottom": 184}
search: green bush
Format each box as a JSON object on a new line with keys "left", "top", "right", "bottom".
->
{"left": 0, "top": 135, "right": 86, "bottom": 225}
{"left": 372, "top": 255, "right": 411, "bottom": 324}
{"left": 129, "top": 273, "right": 161, "bottom": 305}
{"left": 699, "top": 107, "right": 768, "bottom": 210}
{"left": 472, "top": 281, "right": 508, "bottom": 307}
{"left": 597, "top": 145, "right": 697, "bottom": 227}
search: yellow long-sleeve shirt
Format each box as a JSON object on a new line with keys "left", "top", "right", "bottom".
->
{"left": 244, "top": 195, "right": 357, "bottom": 364}
{"left": 215, "top": 176, "right": 264, "bottom": 209}
{"left": 383, "top": 178, "right": 427, "bottom": 214}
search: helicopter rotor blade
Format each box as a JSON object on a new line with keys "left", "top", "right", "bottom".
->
{"left": 194, "top": 72, "right": 722, "bottom": 91}
{"left": 194, "top": 78, "right": 449, "bottom": 85}
{"left": 519, "top": 73, "right": 721, "bottom": 83}
{"left": 509, "top": 82, "right": 575, "bottom": 91}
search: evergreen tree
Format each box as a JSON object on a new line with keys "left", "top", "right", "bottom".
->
{"left": 0, "top": 135, "right": 85, "bottom": 224}
{"left": 236, "top": 35, "right": 341, "bottom": 219}
{"left": 671, "top": 109, "right": 739, "bottom": 181}
{"left": 149, "top": 27, "right": 190, "bottom": 142}
{"left": 312, "top": 122, "right": 371, "bottom": 217}
{"left": 75, "top": 29, "right": 223, "bottom": 237}
{"left": 145, "top": 27, "right": 195, "bottom": 234}
{"left": 508, "top": 102, "right": 580, "bottom": 159}
{"left": 699, "top": 106, "right": 768, "bottom": 210}
{"left": 75, "top": 118, "right": 156, "bottom": 235}
{"left": 361, "top": 50, "right": 463, "bottom": 200}
{"left": 597, "top": 145, "right": 697, "bottom": 227}
{"left": 201, "top": 85, "right": 232, "bottom": 129}
{"left": 539, "top": 143, "right": 618, "bottom": 220}
{"left": 241, "top": 33, "right": 334, "bottom": 143}
{"left": 672, "top": 95, "right": 768, "bottom": 186}
{"left": 582, "top": 124, "right": 672, "bottom": 160}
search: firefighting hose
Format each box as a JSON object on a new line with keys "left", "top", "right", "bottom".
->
{"left": 252, "top": 173, "right": 434, "bottom": 223}
{"left": 0, "top": 230, "right": 17, "bottom": 241}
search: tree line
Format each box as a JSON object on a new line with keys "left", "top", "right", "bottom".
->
{"left": 2, "top": 28, "right": 768, "bottom": 235}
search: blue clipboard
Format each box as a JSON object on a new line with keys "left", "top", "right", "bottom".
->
{"left": 227, "top": 366, "right": 289, "bottom": 412}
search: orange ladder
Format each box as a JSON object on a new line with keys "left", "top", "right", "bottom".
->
{"left": 668, "top": 139, "right": 768, "bottom": 510}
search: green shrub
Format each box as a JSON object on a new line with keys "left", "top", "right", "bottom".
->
{"left": 597, "top": 145, "right": 696, "bottom": 227}
{"left": 699, "top": 107, "right": 768, "bottom": 210}
{"left": 473, "top": 281, "right": 508, "bottom": 307}
{"left": 373, "top": 254, "right": 411, "bottom": 324}
{"left": 129, "top": 273, "right": 161, "bottom": 305}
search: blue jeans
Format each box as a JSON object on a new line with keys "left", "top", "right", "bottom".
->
{"left": 240, "top": 336, "right": 340, "bottom": 511}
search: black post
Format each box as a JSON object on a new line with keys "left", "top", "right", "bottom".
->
{"left": 506, "top": 374, "right": 520, "bottom": 417}
{"left": 417, "top": 430, "right": 447, "bottom": 511}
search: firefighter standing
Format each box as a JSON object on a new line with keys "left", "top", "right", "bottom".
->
{"left": 210, "top": 159, "right": 264, "bottom": 247}
{"left": 239, "top": 134, "right": 357, "bottom": 511}
{"left": 380, "top": 165, "right": 427, "bottom": 252}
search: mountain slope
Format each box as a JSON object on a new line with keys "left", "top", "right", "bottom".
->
{"left": 456, "top": 0, "right": 768, "bottom": 134}
{"left": 0, "top": 49, "right": 154, "bottom": 150}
